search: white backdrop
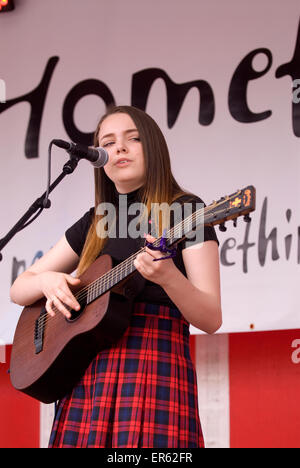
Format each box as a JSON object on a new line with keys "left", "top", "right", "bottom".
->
{"left": 0, "top": 0, "right": 299, "bottom": 343}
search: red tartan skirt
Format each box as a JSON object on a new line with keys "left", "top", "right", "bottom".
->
{"left": 49, "top": 302, "right": 204, "bottom": 448}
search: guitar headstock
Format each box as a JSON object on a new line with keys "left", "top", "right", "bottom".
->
{"left": 205, "top": 186, "right": 256, "bottom": 230}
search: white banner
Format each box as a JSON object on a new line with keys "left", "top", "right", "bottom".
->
{"left": 0, "top": 0, "right": 299, "bottom": 342}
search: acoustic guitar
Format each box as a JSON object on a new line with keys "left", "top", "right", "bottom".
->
{"left": 10, "top": 186, "right": 256, "bottom": 403}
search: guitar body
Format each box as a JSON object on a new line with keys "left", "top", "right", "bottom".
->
{"left": 10, "top": 186, "right": 256, "bottom": 404}
{"left": 10, "top": 255, "right": 137, "bottom": 404}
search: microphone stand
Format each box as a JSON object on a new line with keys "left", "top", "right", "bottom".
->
{"left": 0, "top": 157, "right": 79, "bottom": 262}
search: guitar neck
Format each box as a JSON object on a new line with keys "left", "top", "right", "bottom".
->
{"left": 80, "top": 185, "right": 256, "bottom": 304}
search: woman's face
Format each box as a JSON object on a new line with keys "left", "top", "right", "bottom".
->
{"left": 97, "top": 112, "right": 146, "bottom": 194}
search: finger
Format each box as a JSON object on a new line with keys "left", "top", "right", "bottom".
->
{"left": 56, "top": 287, "right": 80, "bottom": 311}
{"left": 134, "top": 259, "right": 147, "bottom": 276}
{"left": 145, "top": 246, "right": 168, "bottom": 261}
{"left": 144, "top": 233, "right": 156, "bottom": 243}
{"left": 136, "top": 252, "right": 147, "bottom": 262}
{"left": 138, "top": 251, "right": 155, "bottom": 266}
{"left": 45, "top": 298, "right": 56, "bottom": 317}
{"left": 64, "top": 275, "right": 81, "bottom": 286}
{"left": 134, "top": 258, "right": 145, "bottom": 273}
{"left": 51, "top": 295, "right": 72, "bottom": 319}
{"left": 145, "top": 247, "right": 158, "bottom": 258}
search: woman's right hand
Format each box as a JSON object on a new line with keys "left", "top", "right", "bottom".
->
{"left": 38, "top": 271, "right": 81, "bottom": 319}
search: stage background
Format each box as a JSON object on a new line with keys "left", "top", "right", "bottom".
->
{"left": 0, "top": 0, "right": 299, "bottom": 448}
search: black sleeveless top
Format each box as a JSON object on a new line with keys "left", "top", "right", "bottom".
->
{"left": 65, "top": 188, "right": 219, "bottom": 308}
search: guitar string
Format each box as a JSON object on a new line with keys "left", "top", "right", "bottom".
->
{"left": 26, "top": 204, "right": 212, "bottom": 338}
{"left": 33, "top": 223, "right": 233, "bottom": 339}
{"left": 73, "top": 201, "right": 211, "bottom": 301}
{"left": 24, "top": 192, "right": 245, "bottom": 338}
{"left": 72, "top": 192, "right": 242, "bottom": 304}
{"left": 30, "top": 193, "right": 244, "bottom": 340}
{"left": 33, "top": 204, "right": 210, "bottom": 331}
{"left": 30, "top": 197, "right": 239, "bottom": 338}
{"left": 20, "top": 201, "right": 245, "bottom": 342}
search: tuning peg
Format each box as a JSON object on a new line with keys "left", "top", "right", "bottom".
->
{"left": 233, "top": 219, "right": 237, "bottom": 228}
{"left": 244, "top": 214, "right": 251, "bottom": 223}
{"left": 219, "top": 223, "right": 227, "bottom": 232}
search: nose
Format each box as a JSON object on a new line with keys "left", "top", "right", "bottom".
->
{"left": 116, "top": 139, "right": 128, "bottom": 154}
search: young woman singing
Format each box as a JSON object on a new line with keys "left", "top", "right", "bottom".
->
{"left": 10, "top": 105, "right": 222, "bottom": 448}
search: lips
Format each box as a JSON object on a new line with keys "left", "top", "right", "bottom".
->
{"left": 115, "top": 157, "right": 132, "bottom": 166}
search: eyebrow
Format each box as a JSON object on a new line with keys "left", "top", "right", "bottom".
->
{"left": 100, "top": 128, "right": 139, "bottom": 141}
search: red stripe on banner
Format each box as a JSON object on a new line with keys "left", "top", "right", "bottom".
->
{"left": 0, "top": 345, "right": 40, "bottom": 448}
{"left": 229, "top": 329, "right": 300, "bottom": 448}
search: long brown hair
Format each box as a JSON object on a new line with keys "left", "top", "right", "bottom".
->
{"left": 76, "top": 105, "right": 191, "bottom": 276}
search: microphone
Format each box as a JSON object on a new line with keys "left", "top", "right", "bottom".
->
{"left": 52, "top": 139, "right": 108, "bottom": 168}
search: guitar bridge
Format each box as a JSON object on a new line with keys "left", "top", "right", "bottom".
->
{"left": 34, "top": 308, "right": 47, "bottom": 354}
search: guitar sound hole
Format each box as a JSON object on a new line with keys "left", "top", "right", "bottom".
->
{"left": 65, "top": 300, "right": 86, "bottom": 322}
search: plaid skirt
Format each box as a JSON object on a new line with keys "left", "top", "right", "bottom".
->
{"left": 49, "top": 302, "right": 204, "bottom": 448}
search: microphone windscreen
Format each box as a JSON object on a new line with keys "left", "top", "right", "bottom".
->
{"left": 92, "top": 147, "right": 109, "bottom": 168}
